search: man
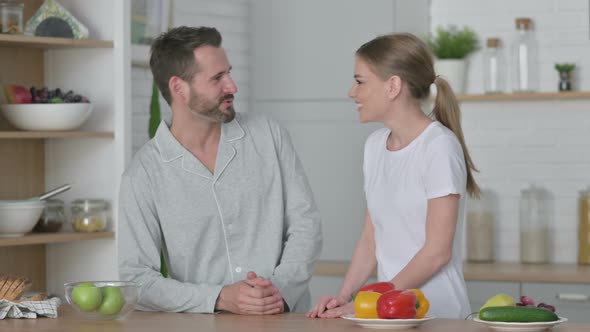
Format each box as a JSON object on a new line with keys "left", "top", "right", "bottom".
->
{"left": 118, "top": 26, "right": 322, "bottom": 314}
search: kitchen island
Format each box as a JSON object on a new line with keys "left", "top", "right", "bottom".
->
{"left": 1, "top": 306, "right": 589, "bottom": 332}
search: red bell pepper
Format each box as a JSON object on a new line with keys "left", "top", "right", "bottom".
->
{"left": 376, "top": 290, "right": 417, "bottom": 319}
{"left": 358, "top": 281, "right": 395, "bottom": 294}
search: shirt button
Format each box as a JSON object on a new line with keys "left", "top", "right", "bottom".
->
{"left": 235, "top": 267, "right": 242, "bottom": 273}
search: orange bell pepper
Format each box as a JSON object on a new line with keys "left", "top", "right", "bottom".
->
{"left": 408, "top": 289, "right": 430, "bottom": 318}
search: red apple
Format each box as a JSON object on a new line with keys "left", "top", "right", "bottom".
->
{"left": 4, "top": 84, "right": 32, "bottom": 104}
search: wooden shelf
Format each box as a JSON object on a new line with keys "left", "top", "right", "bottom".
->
{"left": 0, "top": 231, "right": 114, "bottom": 247}
{"left": 0, "top": 34, "right": 113, "bottom": 49}
{"left": 0, "top": 131, "right": 114, "bottom": 139}
{"left": 457, "top": 91, "right": 590, "bottom": 102}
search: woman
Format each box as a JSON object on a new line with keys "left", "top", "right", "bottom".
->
{"left": 306, "top": 33, "right": 479, "bottom": 319}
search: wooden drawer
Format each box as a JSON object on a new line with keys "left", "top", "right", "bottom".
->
{"left": 522, "top": 282, "right": 590, "bottom": 323}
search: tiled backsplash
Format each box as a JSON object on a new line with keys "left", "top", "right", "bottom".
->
{"left": 432, "top": 0, "right": 590, "bottom": 262}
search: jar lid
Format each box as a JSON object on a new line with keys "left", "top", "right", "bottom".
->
{"left": 71, "top": 199, "right": 108, "bottom": 211}
{"left": 515, "top": 18, "right": 532, "bottom": 30}
{"left": 486, "top": 38, "right": 500, "bottom": 48}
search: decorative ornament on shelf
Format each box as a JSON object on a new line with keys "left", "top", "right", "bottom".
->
{"left": 554, "top": 63, "right": 576, "bottom": 92}
{"left": 426, "top": 25, "right": 479, "bottom": 94}
{"left": 24, "top": 0, "right": 89, "bottom": 39}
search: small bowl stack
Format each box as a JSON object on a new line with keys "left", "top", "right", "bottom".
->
{"left": 0, "top": 200, "right": 45, "bottom": 237}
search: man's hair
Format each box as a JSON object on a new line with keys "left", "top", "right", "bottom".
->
{"left": 149, "top": 26, "right": 222, "bottom": 105}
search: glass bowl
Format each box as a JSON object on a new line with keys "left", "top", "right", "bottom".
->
{"left": 64, "top": 281, "right": 139, "bottom": 320}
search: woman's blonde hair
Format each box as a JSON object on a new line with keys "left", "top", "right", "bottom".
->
{"left": 356, "top": 33, "right": 480, "bottom": 198}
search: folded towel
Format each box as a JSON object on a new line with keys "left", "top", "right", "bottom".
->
{"left": 0, "top": 297, "right": 61, "bottom": 319}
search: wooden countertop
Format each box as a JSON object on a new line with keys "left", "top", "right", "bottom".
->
{"left": 1, "top": 306, "right": 588, "bottom": 332}
{"left": 314, "top": 261, "right": 590, "bottom": 284}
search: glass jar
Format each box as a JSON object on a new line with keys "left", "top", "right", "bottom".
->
{"left": 579, "top": 189, "right": 590, "bottom": 265}
{"left": 0, "top": 1, "right": 24, "bottom": 34}
{"left": 520, "top": 185, "right": 550, "bottom": 264}
{"left": 512, "top": 18, "right": 538, "bottom": 92}
{"left": 483, "top": 38, "right": 505, "bottom": 94}
{"left": 466, "top": 190, "right": 496, "bottom": 262}
{"left": 33, "top": 199, "right": 66, "bottom": 233}
{"left": 71, "top": 199, "right": 108, "bottom": 232}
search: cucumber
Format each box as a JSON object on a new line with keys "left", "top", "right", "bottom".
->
{"left": 478, "top": 306, "right": 559, "bottom": 322}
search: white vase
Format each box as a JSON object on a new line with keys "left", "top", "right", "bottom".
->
{"left": 434, "top": 59, "right": 466, "bottom": 94}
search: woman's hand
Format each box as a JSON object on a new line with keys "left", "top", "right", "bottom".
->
{"left": 318, "top": 301, "right": 354, "bottom": 318}
{"left": 306, "top": 295, "right": 350, "bottom": 318}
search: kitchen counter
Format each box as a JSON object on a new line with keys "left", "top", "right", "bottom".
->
{"left": 314, "top": 261, "right": 590, "bottom": 284}
{"left": 1, "top": 306, "right": 589, "bottom": 332}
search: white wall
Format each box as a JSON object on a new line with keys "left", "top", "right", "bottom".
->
{"left": 250, "top": 0, "right": 430, "bottom": 262}
{"left": 131, "top": 0, "right": 250, "bottom": 154}
{"left": 432, "top": 0, "right": 590, "bottom": 263}
{"left": 44, "top": 0, "right": 130, "bottom": 296}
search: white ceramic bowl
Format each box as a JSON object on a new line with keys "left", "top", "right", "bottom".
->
{"left": 0, "top": 103, "right": 93, "bottom": 131}
{"left": 0, "top": 200, "right": 45, "bottom": 237}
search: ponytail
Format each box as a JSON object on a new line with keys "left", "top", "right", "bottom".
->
{"left": 432, "top": 77, "right": 480, "bottom": 198}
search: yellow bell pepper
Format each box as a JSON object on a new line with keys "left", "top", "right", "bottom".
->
{"left": 408, "top": 289, "right": 430, "bottom": 318}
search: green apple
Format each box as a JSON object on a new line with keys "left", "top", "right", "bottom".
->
{"left": 72, "top": 282, "right": 102, "bottom": 312}
{"left": 97, "top": 286, "right": 126, "bottom": 315}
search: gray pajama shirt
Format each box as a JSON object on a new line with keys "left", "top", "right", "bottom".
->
{"left": 118, "top": 112, "right": 322, "bottom": 313}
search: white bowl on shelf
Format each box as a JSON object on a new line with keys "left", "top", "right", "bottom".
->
{"left": 0, "top": 200, "right": 45, "bottom": 237}
{"left": 0, "top": 103, "right": 93, "bottom": 131}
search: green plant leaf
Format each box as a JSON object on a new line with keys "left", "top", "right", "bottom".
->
{"left": 554, "top": 63, "right": 575, "bottom": 73}
{"left": 426, "top": 25, "right": 479, "bottom": 59}
{"left": 148, "top": 80, "right": 161, "bottom": 139}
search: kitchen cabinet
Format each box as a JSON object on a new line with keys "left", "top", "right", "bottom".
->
{"left": 0, "top": 0, "right": 129, "bottom": 297}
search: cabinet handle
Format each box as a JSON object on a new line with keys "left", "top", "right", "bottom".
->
{"left": 556, "top": 293, "right": 590, "bottom": 302}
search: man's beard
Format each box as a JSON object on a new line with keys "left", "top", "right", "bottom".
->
{"left": 188, "top": 92, "right": 236, "bottom": 123}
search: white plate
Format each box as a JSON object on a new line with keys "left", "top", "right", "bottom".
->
{"left": 341, "top": 314, "right": 435, "bottom": 329}
{"left": 473, "top": 317, "right": 568, "bottom": 332}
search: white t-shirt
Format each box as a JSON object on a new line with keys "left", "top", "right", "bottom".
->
{"left": 363, "top": 121, "right": 471, "bottom": 319}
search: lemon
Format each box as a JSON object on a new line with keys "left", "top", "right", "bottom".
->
{"left": 480, "top": 293, "right": 516, "bottom": 311}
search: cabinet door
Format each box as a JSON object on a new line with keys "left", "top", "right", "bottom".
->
{"left": 466, "top": 281, "right": 520, "bottom": 312}
{"left": 521, "top": 282, "right": 590, "bottom": 323}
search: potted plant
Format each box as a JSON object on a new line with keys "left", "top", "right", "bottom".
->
{"left": 554, "top": 63, "right": 575, "bottom": 92}
{"left": 426, "top": 25, "right": 479, "bottom": 93}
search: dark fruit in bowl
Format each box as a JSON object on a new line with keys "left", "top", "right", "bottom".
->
{"left": 520, "top": 295, "right": 535, "bottom": 306}
{"left": 4, "top": 84, "right": 90, "bottom": 104}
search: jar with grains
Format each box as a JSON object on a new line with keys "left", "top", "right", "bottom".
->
{"left": 466, "top": 190, "right": 496, "bottom": 262}
{"left": 520, "top": 185, "right": 551, "bottom": 264}
{"left": 71, "top": 199, "right": 108, "bottom": 232}
{"left": 33, "top": 199, "right": 65, "bottom": 233}
{"left": 0, "top": 1, "right": 24, "bottom": 34}
{"left": 579, "top": 189, "right": 590, "bottom": 265}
